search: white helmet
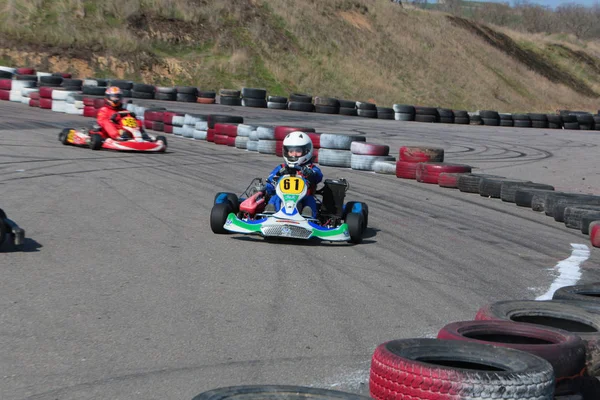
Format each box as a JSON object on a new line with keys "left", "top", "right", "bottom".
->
{"left": 282, "top": 131, "right": 313, "bottom": 167}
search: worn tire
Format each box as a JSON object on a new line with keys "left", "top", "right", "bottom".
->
{"left": 210, "top": 203, "right": 232, "bottom": 234}
{"left": 370, "top": 338, "right": 554, "bottom": 400}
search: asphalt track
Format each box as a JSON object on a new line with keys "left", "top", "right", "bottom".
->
{"left": 1, "top": 99, "right": 600, "bottom": 400}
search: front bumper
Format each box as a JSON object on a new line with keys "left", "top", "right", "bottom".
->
{"left": 4, "top": 218, "right": 25, "bottom": 245}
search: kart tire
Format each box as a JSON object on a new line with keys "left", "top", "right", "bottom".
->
{"left": 58, "top": 128, "right": 71, "bottom": 145}
{"left": 0, "top": 216, "right": 6, "bottom": 247}
{"left": 553, "top": 283, "right": 600, "bottom": 303}
{"left": 89, "top": 134, "right": 103, "bottom": 150}
{"left": 156, "top": 135, "right": 167, "bottom": 150}
{"left": 210, "top": 203, "right": 232, "bottom": 234}
{"left": 346, "top": 212, "right": 364, "bottom": 244}
{"left": 214, "top": 192, "right": 239, "bottom": 213}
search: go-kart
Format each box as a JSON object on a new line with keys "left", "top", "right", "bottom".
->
{"left": 210, "top": 168, "right": 368, "bottom": 244}
{"left": 58, "top": 111, "right": 167, "bottom": 152}
{"left": 0, "top": 208, "right": 25, "bottom": 249}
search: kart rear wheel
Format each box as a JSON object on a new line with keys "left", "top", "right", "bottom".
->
{"left": 346, "top": 212, "right": 364, "bottom": 244}
{"left": 0, "top": 219, "right": 6, "bottom": 247}
{"left": 211, "top": 203, "right": 232, "bottom": 234}
{"left": 345, "top": 201, "right": 368, "bottom": 231}
{"left": 58, "top": 128, "right": 70, "bottom": 145}
{"left": 89, "top": 133, "right": 103, "bottom": 150}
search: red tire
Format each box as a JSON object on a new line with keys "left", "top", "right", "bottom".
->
{"left": 226, "top": 136, "right": 236, "bottom": 147}
{"left": 151, "top": 121, "right": 164, "bottom": 131}
{"left": 206, "top": 128, "right": 215, "bottom": 142}
{"left": 438, "top": 172, "right": 464, "bottom": 188}
{"left": 94, "top": 98, "right": 105, "bottom": 109}
{"left": 39, "top": 86, "right": 55, "bottom": 99}
{"left": 83, "top": 106, "right": 97, "bottom": 117}
{"left": 82, "top": 97, "right": 95, "bottom": 106}
{"left": 39, "top": 98, "right": 52, "bottom": 109}
{"left": 0, "top": 79, "right": 11, "bottom": 90}
{"left": 197, "top": 97, "right": 215, "bottom": 104}
{"left": 274, "top": 125, "right": 315, "bottom": 140}
{"left": 395, "top": 160, "right": 420, "bottom": 179}
{"left": 214, "top": 123, "right": 238, "bottom": 137}
{"left": 307, "top": 132, "right": 321, "bottom": 149}
{"left": 399, "top": 146, "right": 444, "bottom": 162}
{"left": 416, "top": 162, "right": 472, "bottom": 184}
{"left": 350, "top": 142, "right": 389, "bottom": 156}
{"left": 591, "top": 221, "right": 600, "bottom": 248}
{"left": 0, "top": 89, "right": 9, "bottom": 101}
{"left": 144, "top": 111, "right": 164, "bottom": 122}
{"left": 59, "top": 72, "right": 72, "bottom": 78}
{"left": 312, "top": 148, "right": 319, "bottom": 163}
{"left": 163, "top": 124, "right": 173, "bottom": 134}
{"left": 437, "top": 320, "right": 586, "bottom": 381}
{"left": 370, "top": 338, "right": 554, "bottom": 400}
{"left": 16, "top": 67, "right": 35, "bottom": 75}
{"left": 214, "top": 134, "right": 229, "bottom": 145}
{"left": 29, "top": 99, "right": 40, "bottom": 107}
{"left": 144, "top": 119, "right": 154, "bottom": 130}
{"left": 29, "top": 92, "right": 40, "bottom": 100}
{"left": 163, "top": 111, "right": 183, "bottom": 125}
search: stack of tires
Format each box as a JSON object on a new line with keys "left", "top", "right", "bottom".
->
{"left": 193, "top": 116, "right": 209, "bottom": 140}
{"left": 143, "top": 108, "right": 167, "bottom": 132}
{"left": 512, "top": 113, "right": 532, "bottom": 128}
{"left": 309, "top": 132, "right": 360, "bottom": 168}
{"left": 414, "top": 106, "right": 439, "bottom": 123}
{"left": 416, "top": 162, "right": 472, "bottom": 184}
{"left": 0, "top": 76, "right": 11, "bottom": 101}
{"left": 10, "top": 76, "right": 36, "bottom": 103}
{"left": 528, "top": 113, "right": 550, "bottom": 129}
{"left": 38, "top": 86, "right": 55, "bottom": 110}
{"left": 437, "top": 108, "right": 454, "bottom": 124}
{"left": 219, "top": 89, "right": 242, "bottom": 106}
{"left": 241, "top": 88, "right": 267, "bottom": 108}
{"left": 256, "top": 125, "right": 276, "bottom": 154}
{"left": 176, "top": 86, "right": 197, "bottom": 103}
{"left": 180, "top": 114, "right": 205, "bottom": 138}
{"left": 234, "top": 124, "right": 256, "bottom": 149}
{"left": 266, "top": 95, "right": 287, "bottom": 110}
{"left": 480, "top": 110, "right": 500, "bottom": 126}
{"left": 109, "top": 80, "right": 133, "bottom": 98}
{"left": 355, "top": 101, "right": 377, "bottom": 119}
{"left": 370, "top": 283, "right": 600, "bottom": 400}
{"left": 207, "top": 115, "right": 244, "bottom": 143}
{"left": 131, "top": 83, "right": 155, "bottom": 100}
{"left": 395, "top": 146, "right": 444, "bottom": 180}
{"left": 376, "top": 107, "right": 394, "bottom": 120}
{"left": 499, "top": 112, "right": 514, "bottom": 126}
{"left": 393, "top": 104, "right": 415, "bottom": 121}
{"left": 287, "top": 93, "right": 313, "bottom": 112}
{"left": 314, "top": 97, "right": 340, "bottom": 114}
{"left": 453, "top": 109, "right": 470, "bottom": 124}
{"left": 213, "top": 123, "right": 238, "bottom": 146}
{"left": 154, "top": 86, "right": 177, "bottom": 101}
{"left": 197, "top": 89, "right": 216, "bottom": 104}
{"left": 350, "top": 142, "right": 394, "bottom": 171}
{"left": 163, "top": 111, "right": 185, "bottom": 134}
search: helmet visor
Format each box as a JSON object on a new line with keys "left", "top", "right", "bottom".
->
{"left": 283, "top": 144, "right": 310, "bottom": 162}
{"left": 107, "top": 94, "right": 122, "bottom": 102}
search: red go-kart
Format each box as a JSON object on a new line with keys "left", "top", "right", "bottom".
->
{"left": 58, "top": 111, "right": 167, "bottom": 152}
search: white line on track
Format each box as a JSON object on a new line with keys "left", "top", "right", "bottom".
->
{"left": 536, "top": 243, "right": 590, "bottom": 300}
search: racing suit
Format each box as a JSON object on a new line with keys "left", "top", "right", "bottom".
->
{"left": 265, "top": 163, "right": 323, "bottom": 218}
{"left": 96, "top": 106, "right": 144, "bottom": 140}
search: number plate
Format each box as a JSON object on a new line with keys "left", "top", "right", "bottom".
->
{"left": 279, "top": 177, "right": 305, "bottom": 194}
{"left": 66, "top": 129, "right": 75, "bottom": 142}
{"left": 121, "top": 116, "right": 138, "bottom": 128}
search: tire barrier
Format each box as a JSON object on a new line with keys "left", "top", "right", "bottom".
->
{"left": 370, "top": 338, "right": 555, "bottom": 400}
{"left": 192, "top": 385, "right": 371, "bottom": 400}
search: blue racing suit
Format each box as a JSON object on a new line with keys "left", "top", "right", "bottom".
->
{"left": 265, "top": 163, "right": 323, "bottom": 218}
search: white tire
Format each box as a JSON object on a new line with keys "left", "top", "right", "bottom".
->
{"left": 317, "top": 149, "right": 352, "bottom": 168}
{"left": 257, "top": 126, "right": 275, "bottom": 140}
{"left": 351, "top": 154, "right": 396, "bottom": 171}
{"left": 258, "top": 139, "right": 277, "bottom": 154}
{"left": 193, "top": 130, "right": 207, "bottom": 140}
{"left": 235, "top": 136, "right": 249, "bottom": 149}
{"left": 319, "top": 133, "right": 366, "bottom": 150}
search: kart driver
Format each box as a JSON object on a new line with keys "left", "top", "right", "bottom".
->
{"left": 97, "top": 86, "right": 146, "bottom": 141}
{"left": 264, "top": 131, "right": 323, "bottom": 218}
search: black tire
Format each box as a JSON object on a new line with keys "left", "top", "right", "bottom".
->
{"left": 132, "top": 83, "right": 155, "bottom": 93}
{"left": 457, "top": 174, "right": 505, "bottom": 194}
{"left": 501, "top": 182, "right": 555, "bottom": 203}
{"left": 0, "top": 216, "right": 6, "bottom": 247}
{"left": 314, "top": 104, "right": 339, "bottom": 114}
{"left": 344, "top": 201, "right": 368, "bottom": 229}
{"left": 198, "top": 90, "right": 216, "bottom": 99}
{"left": 155, "top": 92, "right": 177, "bottom": 101}
{"left": 192, "top": 385, "right": 371, "bottom": 400}
{"left": 476, "top": 299, "right": 600, "bottom": 376}
{"left": 581, "top": 213, "right": 600, "bottom": 235}
{"left": 220, "top": 96, "right": 242, "bottom": 106}
{"left": 288, "top": 101, "right": 314, "bottom": 112}
{"left": 241, "top": 87, "right": 266, "bottom": 99}
{"left": 58, "top": 128, "right": 71, "bottom": 145}
{"left": 214, "top": 192, "right": 239, "bottom": 213}
{"left": 176, "top": 86, "right": 197, "bottom": 95}
{"left": 356, "top": 109, "right": 377, "bottom": 118}
{"left": 89, "top": 134, "right": 103, "bottom": 150}
{"left": 553, "top": 283, "right": 600, "bottom": 303}
{"left": 207, "top": 115, "right": 244, "bottom": 129}
{"left": 437, "top": 319, "right": 586, "bottom": 381}
{"left": 241, "top": 98, "right": 267, "bottom": 108}
{"left": 339, "top": 107, "right": 357, "bottom": 116}
{"left": 131, "top": 90, "right": 154, "bottom": 99}
{"left": 176, "top": 93, "right": 197, "bottom": 102}
{"left": 210, "top": 203, "right": 232, "bottom": 234}
{"left": 267, "top": 95, "right": 287, "bottom": 103}
{"left": 289, "top": 93, "right": 312, "bottom": 103}
{"left": 514, "top": 188, "right": 555, "bottom": 208}
{"left": 370, "top": 338, "right": 554, "bottom": 400}
{"left": 346, "top": 212, "right": 363, "bottom": 244}
{"left": 156, "top": 135, "right": 167, "bottom": 149}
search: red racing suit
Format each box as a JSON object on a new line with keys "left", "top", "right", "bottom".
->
{"left": 96, "top": 106, "right": 144, "bottom": 140}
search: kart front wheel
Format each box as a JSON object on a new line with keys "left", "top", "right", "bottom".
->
{"left": 156, "top": 135, "right": 167, "bottom": 146}
{"left": 58, "top": 128, "right": 70, "bottom": 145}
{"left": 346, "top": 212, "right": 364, "bottom": 244}
{"left": 211, "top": 203, "right": 232, "bottom": 234}
{"left": 89, "top": 133, "right": 103, "bottom": 150}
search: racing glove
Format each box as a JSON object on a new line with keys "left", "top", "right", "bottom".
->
{"left": 301, "top": 166, "right": 314, "bottom": 179}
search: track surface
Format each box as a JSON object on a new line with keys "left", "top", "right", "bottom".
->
{"left": 2, "top": 100, "right": 600, "bottom": 400}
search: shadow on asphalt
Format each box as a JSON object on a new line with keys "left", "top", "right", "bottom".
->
{"left": 0, "top": 237, "right": 43, "bottom": 253}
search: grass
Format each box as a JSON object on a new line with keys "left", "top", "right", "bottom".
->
{"left": 1, "top": 0, "right": 599, "bottom": 113}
